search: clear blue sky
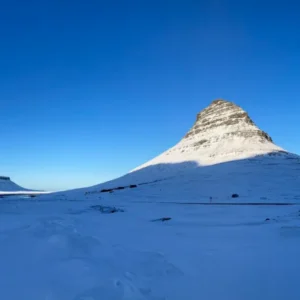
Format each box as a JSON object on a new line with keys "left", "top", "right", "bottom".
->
{"left": 0, "top": 0, "right": 299, "bottom": 191}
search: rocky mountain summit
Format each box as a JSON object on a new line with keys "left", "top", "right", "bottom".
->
{"left": 184, "top": 99, "right": 273, "bottom": 143}
{"left": 133, "top": 99, "right": 291, "bottom": 171}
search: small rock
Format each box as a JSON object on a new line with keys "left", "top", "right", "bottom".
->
{"left": 151, "top": 217, "right": 172, "bottom": 222}
{"left": 265, "top": 218, "right": 270, "bottom": 221}
{"left": 232, "top": 194, "right": 239, "bottom": 198}
{"left": 129, "top": 184, "right": 137, "bottom": 188}
{"left": 100, "top": 189, "right": 113, "bottom": 193}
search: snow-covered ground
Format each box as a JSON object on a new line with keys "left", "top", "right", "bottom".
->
{"left": 0, "top": 191, "right": 50, "bottom": 196}
{"left": 1, "top": 195, "right": 300, "bottom": 300}
{"left": 53, "top": 153, "right": 300, "bottom": 204}
{"left": 1, "top": 157, "right": 300, "bottom": 300}
{"left": 1, "top": 100, "right": 299, "bottom": 299}
{"left": 2, "top": 152, "right": 298, "bottom": 299}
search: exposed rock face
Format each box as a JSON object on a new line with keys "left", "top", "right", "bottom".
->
{"left": 184, "top": 99, "right": 273, "bottom": 143}
{"left": 132, "top": 99, "right": 288, "bottom": 171}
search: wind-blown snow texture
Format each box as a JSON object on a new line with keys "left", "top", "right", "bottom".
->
{"left": 1, "top": 99, "right": 300, "bottom": 299}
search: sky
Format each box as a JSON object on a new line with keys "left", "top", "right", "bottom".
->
{"left": 0, "top": 0, "right": 299, "bottom": 191}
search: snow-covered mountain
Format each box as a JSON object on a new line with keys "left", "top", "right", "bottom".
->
{"left": 51, "top": 99, "right": 300, "bottom": 203}
{"left": 0, "top": 176, "right": 27, "bottom": 192}
{"left": 0, "top": 176, "right": 46, "bottom": 195}
{"left": 3, "top": 100, "right": 300, "bottom": 300}
{"left": 133, "top": 99, "right": 289, "bottom": 171}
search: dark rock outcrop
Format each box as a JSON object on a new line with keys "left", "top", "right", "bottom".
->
{"left": 129, "top": 184, "right": 137, "bottom": 188}
{"left": 184, "top": 99, "right": 273, "bottom": 143}
{"left": 151, "top": 217, "right": 172, "bottom": 222}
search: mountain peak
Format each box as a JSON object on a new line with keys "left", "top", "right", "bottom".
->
{"left": 211, "top": 98, "right": 231, "bottom": 105}
{"left": 184, "top": 99, "right": 273, "bottom": 143}
{"left": 133, "top": 99, "right": 288, "bottom": 172}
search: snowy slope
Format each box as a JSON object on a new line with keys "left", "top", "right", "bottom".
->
{"left": 50, "top": 99, "right": 300, "bottom": 203}
{"left": 50, "top": 153, "right": 300, "bottom": 204}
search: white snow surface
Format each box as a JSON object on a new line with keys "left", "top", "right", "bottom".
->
{"left": 4, "top": 157, "right": 300, "bottom": 300}
{"left": 2, "top": 100, "right": 300, "bottom": 299}
{"left": 29, "top": 152, "right": 300, "bottom": 298}
{"left": 1, "top": 195, "right": 300, "bottom": 300}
